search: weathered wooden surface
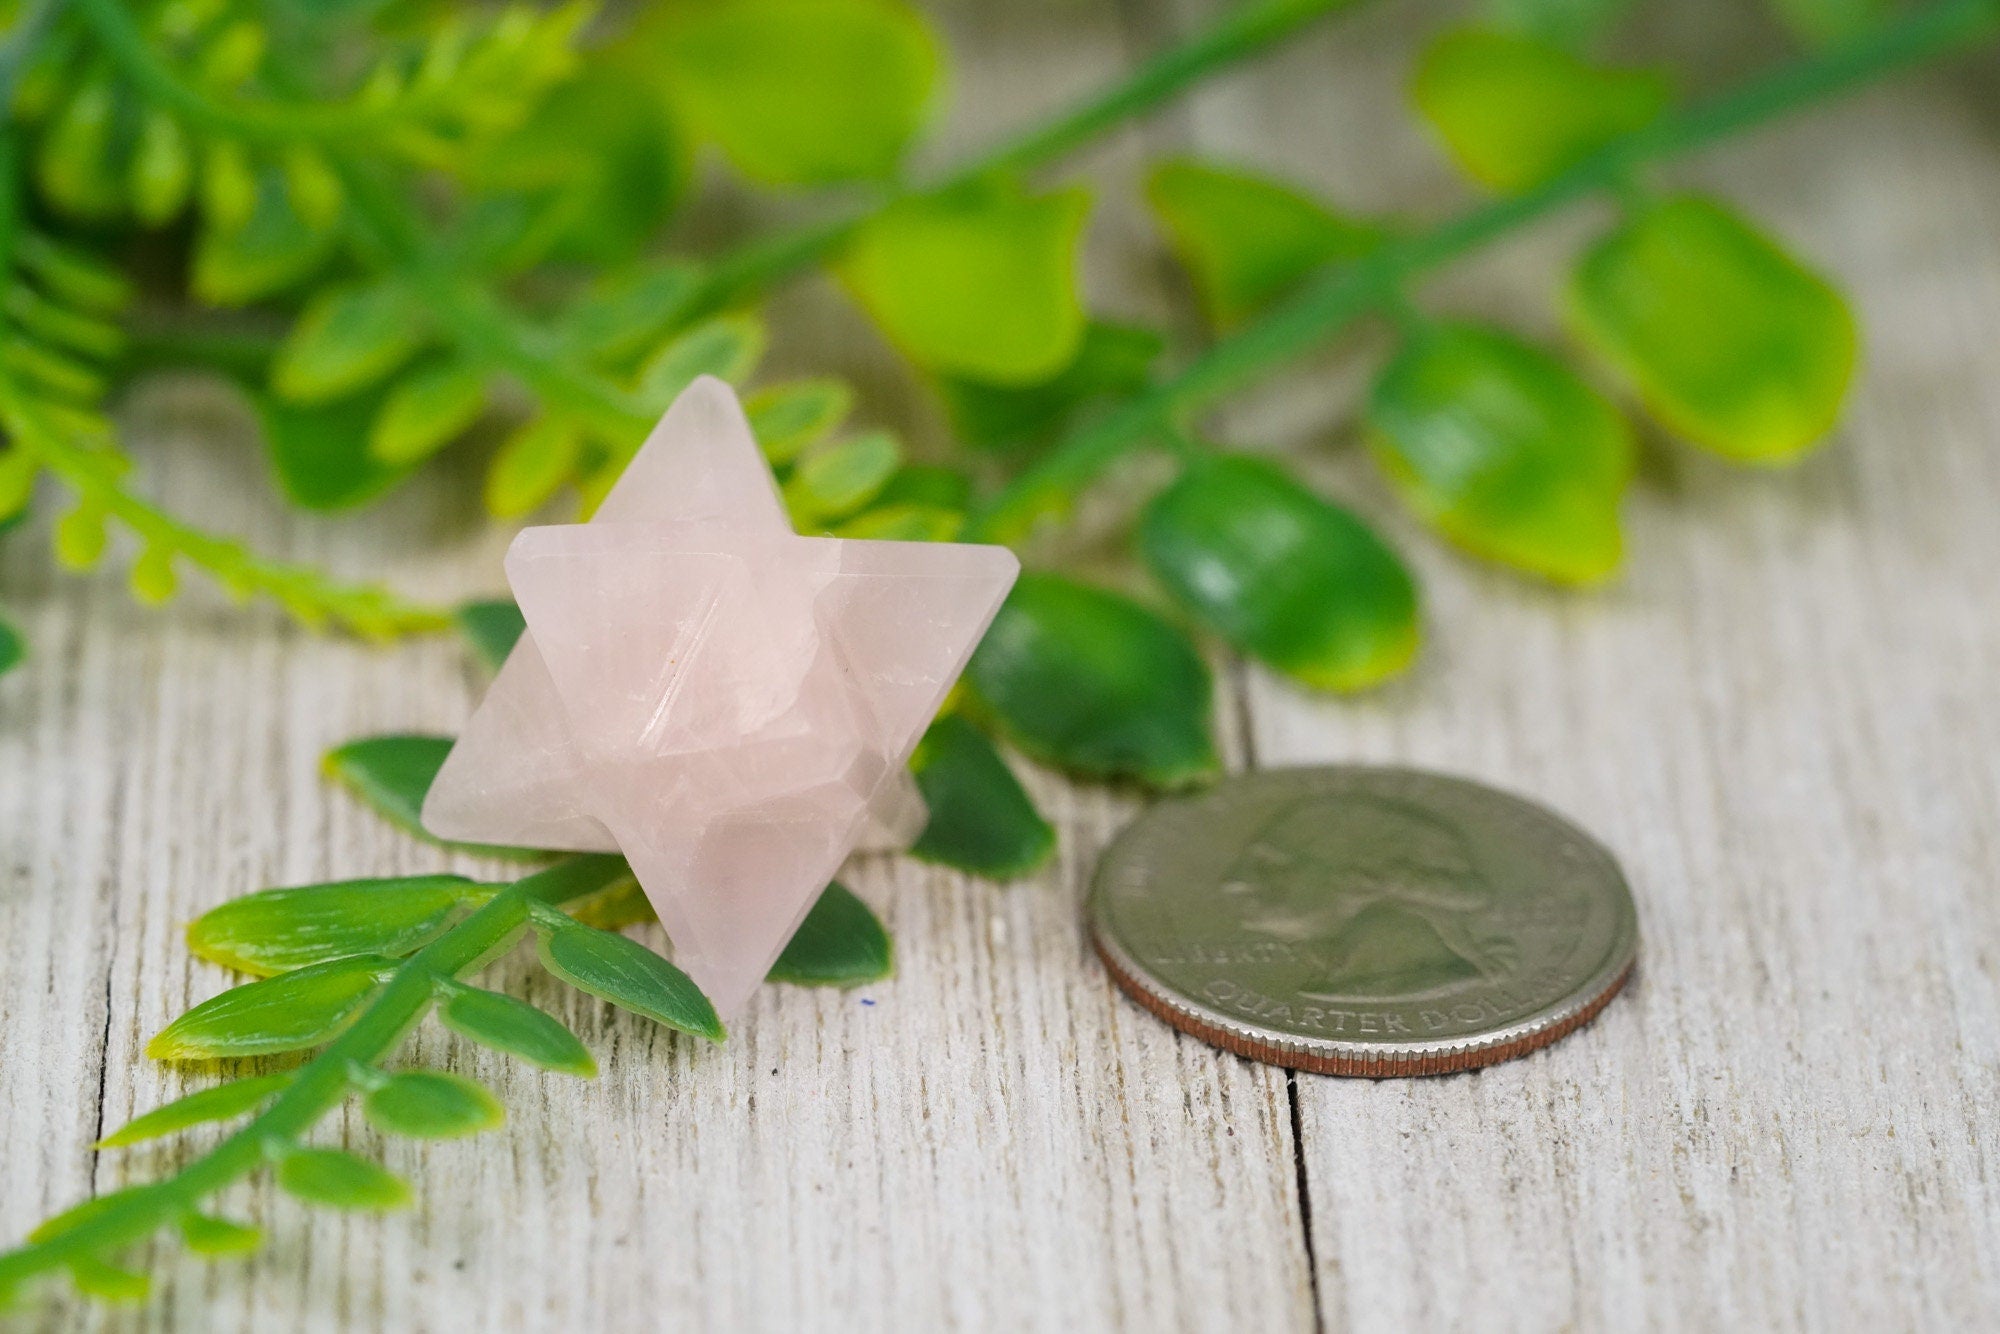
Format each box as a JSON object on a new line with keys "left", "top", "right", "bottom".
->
{"left": 3, "top": 2, "right": 1999, "bottom": 1330}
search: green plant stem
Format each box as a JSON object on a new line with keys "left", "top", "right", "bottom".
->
{"left": 69, "top": 0, "right": 499, "bottom": 145}
{"left": 13, "top": 393, "right": 452, "bottom": 635}
{"left": 75, "top": 0, "right": 1364, "bottom": 458}
{"left": 691, "top": 0, "right": 1368, "bottom": 311}
{"left": 0, "top": 855, "right": 631, "bottom": 1299}
{"left": 968, "top": 0, "right": 2000, "bottom": 541}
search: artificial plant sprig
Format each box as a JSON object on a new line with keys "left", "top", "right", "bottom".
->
{"left": 0, "top": 835, "right": 895, "bottom": 1308}
{"left": 969, "top": 0, "right": 2000, "bottom": 545}
{"left": 0, "top": 854, "right": 645, "bottom": 1308}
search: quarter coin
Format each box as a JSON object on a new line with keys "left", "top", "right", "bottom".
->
{"left": 1089, "top": 766, "right": 1638, "bottom": 1077}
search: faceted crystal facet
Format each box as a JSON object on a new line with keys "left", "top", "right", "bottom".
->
{"left": 424, "top": 377, "right": 1019, "bottom": 1015}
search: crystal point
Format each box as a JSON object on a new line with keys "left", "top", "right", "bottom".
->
{"left": 424, "top": 377, "right": 1018, "bottom": 1016}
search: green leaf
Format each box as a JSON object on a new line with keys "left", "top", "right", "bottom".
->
{"left": 322, "top": 734, "right": 542, "bottom": 860}
{"left": 96, "top": 1072, "right": 294, "bottom": 1148}
{"left": 537, "top": 921, "right": 724, "bottom": 1042}
{"left": 831, "top": 504, "right": 963, "bottom": 542}
{"left": 874, "top": 464, "right": 971, "bottom": 512}
{"left": 466, "top": 68, "right": 687, "bottom": 267}
{"left": 68, "top": 1257, "right": 149, "bottom": 1303}
{"left": 179, "top": 1214, "right": 263, "bottom": 1256}
{"left": 747, "top": 377, "right": 853, "bottom": 464}
{"left": 276, "top": 1148, "right": 412, "bottom": 1211}
{"left": 187, "top": 875, "right": 479, "bottom": 977}
{"left": 646, "top": 0, "right": 941, "bottom": 185}
{"left": 1141, "top": 454, "right": 1421, "bottom": 690}
{"left": 253, "top": 383, "right": 415, "bottom": 512}
{"left": 0, "top": 447, "right": 36, "bottom": 523}
{"left": 456, "top": 599, "right": 526, "bottom": 672}
{"left": 54, "top": 501, "right": 107, "bottom": 570}
{"left": 1146, "top": 160, "right": 1383, "bottom": 328}
{"left": 193, "top": 163, "right": 336, "bottom": 305}
{"left": 35, "top": 74, "right": 121, "bottom": 220}
{"left": 766, "top": 882, "right": 893, "bottom": 987}
{"left": 908, "top": 715, "right": 1054, "bottom": 878}
{"left": 28, "top": 1187, "right": 149, "bottom": 1244}
{"left": 635, "top": 315, "right": 766, "bottom": 411}
{"left": 1771, "top": 0, "right": 1889, "bottom": 44}
{"left": 966, "top": 573, "right": 1218, "bottom": 787}
{"left": 129, "top": 545, "right": 178, "bottom": 605}
{"left": 1568, "top": 194, "right": 1856, "bottom": 464}
{"left": 840, "top": 184, "right": 1091, "bottom": 384}
{"left": 368, "top": 361, "right": 487, "bottom": 466}
{"left": 0, "top": 615, "right": 19, "bottom": 678}
{"left": 783, "top": 430, "right": 902, "bottom": 527}
{"left": 938, "top": 321, "right": 1161, "bottom": 453}
{"left": 485, "top": 416, "right": 585, "bottom": 518}
{"left": 147, "top": 956, "right": 392, "bottom": 1060}
{"left": 1411, "top": 30, "right": 1670, "bottom": 192}
{"left": 274, "top": 283, "right": 427, "bottom": 404}
{"left": 1368, "top": 324, "right": 1632, "bottom": 584}
{"left": 440, "top": 986, "right": 596, "bottom": 1077}
{"left": 363, "top": 1071, "right": 504, "bottom": 1139}
{"left": 555, "top": 262, "right": 703, "bottom": 368}
{"left": 16, "top": 234, "right": 129, "bottom": 312}
{"left": 130, "top": 109, "right": 195, "bottom": 225}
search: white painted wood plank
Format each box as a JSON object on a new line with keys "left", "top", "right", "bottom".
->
{"left": 1170, "top": 4, "right": 2000, "bottom": 1328}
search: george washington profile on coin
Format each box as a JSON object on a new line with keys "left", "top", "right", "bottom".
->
{"left": 1089, "top": 767, "right": 1638, "bottom": 1076}
{"left": 1220, "top": 792, "right": 1520, "bottom": 1000}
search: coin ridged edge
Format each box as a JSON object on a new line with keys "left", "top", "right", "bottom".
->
{"left": 1094, "top": 926, "right": 1634, "bottom": 1076}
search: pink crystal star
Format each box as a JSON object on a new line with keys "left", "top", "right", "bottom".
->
{"left": 423, "top": 377, "right": 1019, "bottom": 1016}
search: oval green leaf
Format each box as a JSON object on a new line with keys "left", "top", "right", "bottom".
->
{"left": 766, "top": 882, "right": 893, "bottom": 988}
{"left": 554, "top": 261, "right": 703, "bottom": 367}
{"left": 908, "top": 715, "right": 1054, "bottom": 879}
{"left": 644, "top": 0, "right": 941, "bottom": 185}
{"left": 1146, "top": 159, "right": 1383, "bottom": 328}
{"left": 966, "top": 573, "right": 1218, "bottom": 788}
{"left": 179, "top": 1213, "right": 262, "bottom": 1256}
{"left": 276, "top": 1148, "right": 412, "bottom": 1211}
{"left": 636, "top": 315, "right": 767, "bottom": 412}
{"left": 440, "top": 986, "right": 596, "bottom": 1077}
{"left": 747, "top": 377, "right": 854, "bottom": 465}
{"left": 96, "top": 1072, "right": 294, "bottom": 1148}
{"left": 938, "top": 321, "right": 1160, "bottom": 455}
{"left": 1411, "top": 29, "right": 1670, "bottom": 192}
{"left": 840, "top": 185, "right": 1091, "bottom": 384}
{"left": 194, "top": 175, "right": 336, "bottom": 305}
{"left": 0, "top": 614, "right": 19, "bottom": 678}
{"left": 369, "top": 361, "right": 487, "bottom": 466}
{"left": 1568, "top": 194, "right": 1857, "bottom": 464}
{"left": 783, "top": 430, "right": 902, "bottom": 527}
{"left": 832, "top": 504, "right": 963, "bottom": 543}
{"left": 538, "top": 922, "right": 724, "bottom": 1042}
{"left": 67, "top": 1257, "right": 149, "bottom": 1303}
{"left": 1141, "top": 454, "right": 1421, "bottom": 690}
{"left": 251, "top": 380, "right": 414, "bottom": 512}
{"left": 322, "top": 734, "right": 542, "bottom": 860}
{"left": 485, "top": 415, "right": 585, "bottom": 519}
{"left": 187, "top": 875, "right": 479, "bottom": 976}
{"left": 363, "top": 1071, "right": 504, "bottom": 1139}
{"left": 1368, "top": 323, "right": 1633, "bottom": 584}
{"left": 455, "top": 599, "right": 527, "bottom": 673}
{"left": 147, "top": 956, "right": 392, "bottom": 1061}
{"left": 273, "top": 282, "right": 427, "bottom": 404}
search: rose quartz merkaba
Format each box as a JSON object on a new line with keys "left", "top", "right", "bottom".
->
{"left": 423, "top": 377, "right": 1019, "bottom": 1016}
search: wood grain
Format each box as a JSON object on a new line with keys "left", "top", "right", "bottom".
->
{"left": 1171, "top": 5, "right": 2000, "bottom": 1330}
{"left": 2, "top": 1, "right": 1997, "bottom": 1330}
